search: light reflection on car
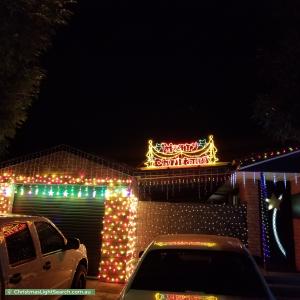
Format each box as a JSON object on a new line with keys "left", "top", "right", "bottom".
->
{"left": 155, "top": 292, "right": 218, "bottom": 300}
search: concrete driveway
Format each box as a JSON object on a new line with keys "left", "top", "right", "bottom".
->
{"left": 85, "top": 280, "right": 124, "bottom": 300}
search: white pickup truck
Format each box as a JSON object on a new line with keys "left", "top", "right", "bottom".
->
{"left": 0, "top": 214, "right": 88, "bottom": 299}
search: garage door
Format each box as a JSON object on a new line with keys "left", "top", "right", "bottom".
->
{"left": 12, "top": 185, "right": 106, "bottom": 277}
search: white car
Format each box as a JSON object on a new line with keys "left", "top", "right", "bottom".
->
{"left": 120, "top": 234, "right": 275, "bottom": 300}
{"left": 0, "top": 214, "right": 88, "bottom": 299}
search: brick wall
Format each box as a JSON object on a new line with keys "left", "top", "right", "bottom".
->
{"left": 238, "top": 179, "right": 261, "bottom": 257}
{"left": 293, "top": 219, "right": 300, "bottom": 271}
{"left": 238, "top": 178, "right": 300, "bottom": 270}
{"left": 136, "top": 201, "right": 248, "bottom": 255}
{"left": 291, "top": 180, "right": 300, "bottom": 194}
{"left": 291, "top": 180, "right": 300, "bottom": 271}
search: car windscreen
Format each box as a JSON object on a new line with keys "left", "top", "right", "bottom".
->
{"left": 130, "top": 249, "right": 269, "bottom": 298}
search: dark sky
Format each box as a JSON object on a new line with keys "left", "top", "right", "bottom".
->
{"left": 9, "top": 1, "right": 276, "bottom": 166}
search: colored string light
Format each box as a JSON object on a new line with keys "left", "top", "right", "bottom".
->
{"left": 145, "top": 135, "right": 219, "bottom": 169}
{"left": 0, "top": 173, "right": 132, "bottom": 185}
{"left": 99, "top": 187, "right": 138, "bottom": 283}
{"left": 0, "top": 173, "right": 132, "bottom": 214}
{"left": 14, "top": 184, "right": 107, "bottom": 200}
{"left": 0, "top": 173, "right": 138, "bottom": 283}
{"left": 239, "top": 146, "right": 300, "bottom": 166}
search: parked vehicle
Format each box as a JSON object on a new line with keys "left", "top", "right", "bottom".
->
{"left": 0, "top": 214, "right": 88, "bottom": 299}
{"left": 120, "top": 234, "right": 275, "bottom": 300}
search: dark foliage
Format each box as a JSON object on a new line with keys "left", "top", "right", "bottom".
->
{"left": 255, "top": 3, "right": 300, "bottom": 143}
{"left": 0, "top": 0, "right": 75, "bottom": 155}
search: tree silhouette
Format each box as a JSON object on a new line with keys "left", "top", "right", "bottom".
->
{"left": 0, "top": 0, "right": 75, "bottom": 155}
{"left": 255, "top": 2, "right": 300, "bottom": 143}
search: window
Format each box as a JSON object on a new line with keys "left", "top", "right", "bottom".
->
{"left": 3, "top": 223, "right": 36, "bottom": 265}
{"left": 35, "top": 222, "right": 65, "bottom": 254}
{"left": 130, "top": 249, "right": 269, "bottom": 298}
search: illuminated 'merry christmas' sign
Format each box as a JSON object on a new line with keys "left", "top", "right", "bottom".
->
{"left": 145, "top": 135, "right": 219, "bottom": 169}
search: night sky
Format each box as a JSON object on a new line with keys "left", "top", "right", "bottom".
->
{"left": 9, "top": 1, "right": 275, "bottom": 166}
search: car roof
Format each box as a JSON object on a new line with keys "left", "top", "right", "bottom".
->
{"left": 149, "top": 234, "right": 244, "bottom": 253}
{"left": 0, "top": 214, "right": 48, "bottom": 224}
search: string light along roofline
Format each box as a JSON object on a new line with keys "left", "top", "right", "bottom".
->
{"left": 238, "top": 147, "right": 300, "bottom": 170}
{"left": 0, "top": 173, "right": 132, "bottom": 185}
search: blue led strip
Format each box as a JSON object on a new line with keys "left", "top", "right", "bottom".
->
{"left": 259, "top": 172, "right": 270, "bottom": 262}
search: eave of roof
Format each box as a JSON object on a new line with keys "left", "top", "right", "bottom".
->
{"left": 238, "top": 149, "right": 300, "bottom": 172}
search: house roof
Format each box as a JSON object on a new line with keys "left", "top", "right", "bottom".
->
{"left": 238, "top": 147, "right": 300, "bottom": 173}
{"left": 0, "top": 144, "right": 134, "bottom": 176}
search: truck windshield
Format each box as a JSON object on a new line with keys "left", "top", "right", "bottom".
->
{"left": 130, "top": 249, "right": 269, "bottom": 298}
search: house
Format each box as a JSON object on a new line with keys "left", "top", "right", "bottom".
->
{"left": 0, "top": 140, "right": 299, "bottom": 283}
{"left": 237, "top": 147, "right": 300, "bottom": 272}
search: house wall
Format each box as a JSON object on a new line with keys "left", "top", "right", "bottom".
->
{"left": 291, "top": 180, "right": 300, "bottom": 272}
{"left": 238, "top": 179, "right": 261, "bottom": 257}
{"left": 239, "top": 177, "right": 300, "bottom": 271}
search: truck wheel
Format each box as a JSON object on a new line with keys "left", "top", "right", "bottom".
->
{"left": 71, "top": 264, "right": 87, "bottom": 299}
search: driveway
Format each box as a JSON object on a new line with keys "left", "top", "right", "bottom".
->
{"left": 85, "top": 280, "right": 124, "bottom": 300}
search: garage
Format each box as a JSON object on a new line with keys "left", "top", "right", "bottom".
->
{"left": 12, "top": 184, "right": 106, "bottom": 276}
{"left": 0, "top": 147, "right": 138, "bottom": 283}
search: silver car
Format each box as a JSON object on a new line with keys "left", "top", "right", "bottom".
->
{"left": 120, "top": 234, "right": 275, "bottom": 300}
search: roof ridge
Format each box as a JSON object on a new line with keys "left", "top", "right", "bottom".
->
{"left": 0, "top": 144, "right": 134, "bottom": 175}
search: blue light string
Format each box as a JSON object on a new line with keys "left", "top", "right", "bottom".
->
{"left": 260, "top": 172, "right": 270, "bottom": 262}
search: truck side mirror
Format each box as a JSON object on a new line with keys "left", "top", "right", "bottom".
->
{"left": 65, "top": 237, "right": 80, "bottom": 250}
